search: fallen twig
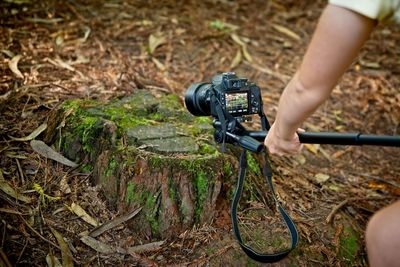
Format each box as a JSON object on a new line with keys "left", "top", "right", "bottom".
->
{"left": 19, "top": 215, "right": 60, "bottom": 250}
{"left": 326, "top": 196, "right": 395, "bottom": 224}
{"left": 0, "top": 248, "right": 12, "bottom": 267}
{"left": 326, "top": 199, "right": 349, "bottom": 224}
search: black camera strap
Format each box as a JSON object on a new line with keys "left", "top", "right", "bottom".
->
{"left": 231, "top": 150, "right": 299, "bottom": 263}
{"left": 210, "top": 91, "right": 238, "bottom": 153}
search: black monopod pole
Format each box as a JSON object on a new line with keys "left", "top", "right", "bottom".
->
{"left": 248, "top": 131, "right": 400, "bottom": 147}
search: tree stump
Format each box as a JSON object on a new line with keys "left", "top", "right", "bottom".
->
{"left": 44, "top": 90, "right": 239, "bottom": 238}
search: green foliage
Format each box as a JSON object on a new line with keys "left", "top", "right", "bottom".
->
{"left": 33, "top": 183, "right": 61, "bottom": 207}
{"left": 208, "top": 20, "right": 238, "bottom": 32}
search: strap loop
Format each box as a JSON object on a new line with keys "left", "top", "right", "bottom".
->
{"left": 231, "top": 150, "right": 299, "bottom": 263}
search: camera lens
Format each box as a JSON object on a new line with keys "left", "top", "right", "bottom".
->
{"left": 185, "top": 83, "right": 212, "bottom": 116}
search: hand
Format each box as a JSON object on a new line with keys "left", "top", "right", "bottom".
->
{"left": 264, "top": 123, "right": 304, "bottom": 156}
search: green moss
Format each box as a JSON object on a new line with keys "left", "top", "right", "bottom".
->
{"left": 78, "top": 117, "right": 100, "bottom": 150}
{"left": 148, "top": 112, "right": 164, "bottom": 122}
{"left": 246, "top": 153, "right": 261, "bottom": 176}
{"left": 194, "top": 117, "right": 212, "bottom": 124}
{"left": 145, "top": 192, "right": 160, "bottom": 234}
{"left": 206, "top": 247, "right": 215, "bottom": 256}
{"left": 148, "top": 155, "right": 164, "bottom": 169}
{"left": 80, "top": 163, "right": 93, "bottom": 173}
{"left": 159, "top": 94, "right": 181, "bottom": 110}
{"left": 148, "top": 154, "right": 224, "bottom": 225}
{"left": 103, "top": 105, "right": 151, "bottom": 129}
{"left": 125, "top": 182, "right": 160, "bottom": 234}
{"left": 118, "top": 116, "right": 151, "bottom": 129}
{"left": 168, "top": 176, "right": 178, "bottom": 203}
{"left": 199, "top": 143, "right": 218, "bottom": 155}
{"left": 194, "top": 171, "right": 208, "bottom": 222}
{"left": 126, "top": 182, "right": 136, "bottom": 203}
{"left": 223, "top": 161, "right": 233, "bottom": 177}
{"left": 62, "top": 100, "right": 103, "bottom": 154}
{"left": 246, "top": 259, "right": 258, "bottom": 267}
{"left": 104, "top": 157, "right": 117, "bottom": 178}
{"left": 157, "top": 94, "right": 193, "bottom": 123}
{"left": 338, "top": 226, "right": 360, "bottom": 264}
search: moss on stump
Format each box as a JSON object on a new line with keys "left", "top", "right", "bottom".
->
{"left": 44, "top": 90, "right": 236, "bottom": 238}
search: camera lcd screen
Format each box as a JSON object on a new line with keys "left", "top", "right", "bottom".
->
{"left": 225, "top": 92, "right": 248, "bottom": 113}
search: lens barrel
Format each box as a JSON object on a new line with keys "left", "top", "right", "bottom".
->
{"left": 184, "top": 83, "right": 211, "bottom": 116}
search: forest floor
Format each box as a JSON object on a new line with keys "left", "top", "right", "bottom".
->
{"left": 1, "top": 0, "right": 400, "bottom": 266}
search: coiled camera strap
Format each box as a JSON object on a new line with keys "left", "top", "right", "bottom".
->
{"left": 231, "top": 150, "right": 299, "bottom": 263}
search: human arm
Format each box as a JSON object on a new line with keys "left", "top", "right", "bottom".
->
{"left": 265, "top": 4, "right": 377, "bottom": 155}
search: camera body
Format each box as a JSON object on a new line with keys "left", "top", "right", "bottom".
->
{"left": 185, "top": 72, "right": 263, "bottom": 118}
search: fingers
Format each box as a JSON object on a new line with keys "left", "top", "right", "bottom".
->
{"left": 264, "top": 125, "right": 304, "bottom": 156}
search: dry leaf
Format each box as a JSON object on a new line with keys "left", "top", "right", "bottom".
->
{"left": 230, "top": 33, "right": 246, "bottom": 46}
{"left": 46, "top": 57, "right": 87, "bottom": 80}
{"left": 89, "top": 207, "right": 141, "bottom": 237}
{"left": 327, "top": 184, "right": 342, "bottom": 192}
{"left": 318, "top": 146, "right": 331, "bottom": 161}
{"left": 151, "top": 57, "right": 165, "bottom": 71}
{"left": 295, "top": 154, "right": 306, "bottom": 165}
{"left": 242, "top": 46, "right": 253, "bottom": 62}
{"left": 55, "top": 35, "right": 64, "bottom": 46}
{"left": 243, "top": 61, "right": 290, "bottom": 83}
{"left": 80, "top": 236, "right": 115, "bottom": 254}
{"left": 1, "top": 49, "right": 15, "bottom": 58}
{"left": 272, "top": 24, "right": 301, "bottom": 41}
{"left": 70, "top": 203, "right": 99, "bottom": 227}
{"left": 148, "top": 33, "right": 166, "bottom": 54}
{"left": 315, "top": 173, "right": 330, "bottom": 183}
{"left": 304, "top": 122, "right": 321, "bottom": 132}
{"left": 332, "top": 147, "right": 353, "bottom": 159}
{"left": 127, "top": 240, "right": 165, "bottom": 254}
{"left": 30, "top": 140, "right": 78, "bottom": 167}
{"left": 46, "top": 253, "right": 62, "bottom": 267}
{"left": 304, "top": 143, "right": 319, "bottom": 155}
{"left": 230, "top": 49, "right": 242, "bottom": 69}
{"left": 53, "top": 58, "right": 75, "bottom": 71}
{"left": 79, "top": 26, "right": 91, "bottom": 43}
{"left": 9, "top": 123, "right": 47, "bottom": 141}
{"left": 49, "top": 227, "right": 74, "bottom": 267}
{"left": 0, "top": 170, "right": 31, "bottom": 203}
{"left": 8, "top": 55, "right": 24, "bottom": 79}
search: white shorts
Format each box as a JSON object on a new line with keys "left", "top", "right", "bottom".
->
{"left": 329, "top": 0, "right": 400, "bottom": 23}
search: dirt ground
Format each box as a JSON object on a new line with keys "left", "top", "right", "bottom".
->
{"left": 1, "top": 0, "right": 399, "bottom": 266}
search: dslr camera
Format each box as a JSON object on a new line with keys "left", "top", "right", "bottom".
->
{"left": 185, "top": 72, "right": 268, "bottom": 153}
{"left": 185, "top": 72, "right": 263, "bottom": 118}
